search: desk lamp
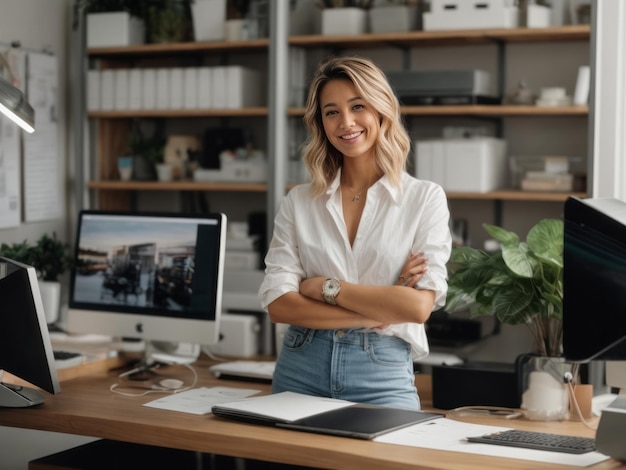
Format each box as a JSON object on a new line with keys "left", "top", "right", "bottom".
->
{"left": 0, "top": 76, "right": 35, "bottom": 133}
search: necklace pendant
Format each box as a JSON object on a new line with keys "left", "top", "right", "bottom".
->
{"left": 352, "top": 195, "right": 360, "bottom": 202}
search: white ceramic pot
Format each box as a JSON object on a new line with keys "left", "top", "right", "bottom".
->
{"left": 321, "top": 8, "right": 367, "bottom": 36}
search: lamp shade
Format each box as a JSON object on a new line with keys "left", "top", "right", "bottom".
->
{"left": 0, "top": 77, "right": 35, "bottom": 133}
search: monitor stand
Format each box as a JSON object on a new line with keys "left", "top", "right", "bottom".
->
{"left": 0, "top": 381, "right": 45, "bottom": 407}
{"left": 595, "top": 394, "right": 626, "bottom": 462}
{"left": 117, "top": 340, "right": 200, "bottom": 380}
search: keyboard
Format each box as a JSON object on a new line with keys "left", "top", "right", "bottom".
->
{"left": 53, "top": 350, "right": 84, "bottom": 369}
{"left": 467, "top": 429, "right": 596, "bottom": 454}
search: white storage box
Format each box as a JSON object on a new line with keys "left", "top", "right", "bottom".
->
{"left": 423, "top": 0, "right": 519, "bottom": 30}
{"left": 416, "top": 137, "right": 507, "bottom": 192}
{"left": 194, "top": 158, "right": 267, "bottom": 183}
{"left": 87, "top": 12, "right": 145, "bottom": 48}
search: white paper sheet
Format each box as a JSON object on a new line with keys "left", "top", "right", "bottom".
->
{"left": 143, "top": 386, "right": 261, "bottom": 415}
{"left": 212, "top": 391, "right": 353, "bottom": 422}
{"left": 374, "top": 418, "right": 610, "bottom": 467}
{"left": 23, "top": 52, "right": 60, "bottom": 222}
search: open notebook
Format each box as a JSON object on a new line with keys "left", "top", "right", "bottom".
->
{"left": 211, "top": 391, "right": 444, "bottom": 439}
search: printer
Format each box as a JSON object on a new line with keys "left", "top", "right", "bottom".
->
{"left": 386, "top": 69, "right": 499, "bottom": 105}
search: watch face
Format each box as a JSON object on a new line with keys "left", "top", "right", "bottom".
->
{"left": 325, "top": 279, "right": 341, "bottom": 296}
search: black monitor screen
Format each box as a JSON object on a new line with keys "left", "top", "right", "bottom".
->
{"left": 563, "top": 196, "right": 626, "bottom": 362}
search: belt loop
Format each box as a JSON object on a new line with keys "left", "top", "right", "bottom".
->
{"left": 362, "top": 332, "right": 368, "bottom": 351}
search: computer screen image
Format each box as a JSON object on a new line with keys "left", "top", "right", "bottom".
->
{"left": 0, "top": 257, "right": 60, "bottom": 407}
{"left": 67, "top": 210, "right": 226, "bottom": 366}
{"left": 562, "top": 196, "right": 626, "bottom": 462}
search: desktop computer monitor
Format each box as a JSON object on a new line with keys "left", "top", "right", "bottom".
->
{"left": 67, "top": 210, "right": 226, "bottom": 367}
{"left": 562, "top": 196, "right": 626, "bottom": 461}
{"left": 0, "top": 257, "right": 61, "bottom": 407}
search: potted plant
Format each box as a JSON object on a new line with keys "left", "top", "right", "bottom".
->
{"left": 127, "top": 122, "right": 166, "bottom": 181}
{"left": 0, "top": 233, "right": 72, "bottom": 324}
{"left": 445, "top": 219, "right": 571, "bottom": 420}
{"left": 445, "top": 218, "right": 564, "bottom": 357}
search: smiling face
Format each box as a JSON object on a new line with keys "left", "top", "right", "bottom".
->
{"left": 319, "top": 78, "right": 380, "bottom": 162}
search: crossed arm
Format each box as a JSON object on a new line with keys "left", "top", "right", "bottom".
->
{"left": 266, "top": 252, "right": 435, "bottom": 329}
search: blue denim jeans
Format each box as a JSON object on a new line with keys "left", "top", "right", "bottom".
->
{"left": 272, "top": 326, "right": 420, "bottom": 410}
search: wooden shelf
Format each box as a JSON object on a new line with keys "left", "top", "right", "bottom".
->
{"left": 289, "top": 25, "right": 590, "bottom": 49}
{"left": 88, "top": 108, "right": 268, "bottom": 119}
{"left": 88, "top": 180, "right": 585, "bottom": 202}
{"left": 447, "top": 190, "right": 586, "bottom": 202}
{"left": 87, "top": 25, "right": 590, "bottom": 58}
{"left": 85, "top": 24, "right": 590, "bottom": 207}
{"left": 88, "top": 180, "right": 268, "bottom": 192}
{"left": 288, "top": 105, "right": 588, "bottom": 117}
{"left": 87, "top": 38, "right": 270, "bottom": 57}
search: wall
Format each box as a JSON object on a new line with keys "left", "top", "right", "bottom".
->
{"left": 0, "top": 2, "right": 94, "bottom": 468}
{"left": 0, "top": 0, "right": 73, "bottom": 249}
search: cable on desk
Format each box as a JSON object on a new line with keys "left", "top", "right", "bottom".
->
{"left": 110, "top": 363, "right": 198, "bottom": 397}
{"left": 447, "top": 405, "right": 523, "bottom": 420}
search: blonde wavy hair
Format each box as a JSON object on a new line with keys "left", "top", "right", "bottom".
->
{"left": 302, "top": 55, "right": 411, "bottom": 198}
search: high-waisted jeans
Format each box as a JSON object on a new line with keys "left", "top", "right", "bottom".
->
{"left": 272, "top": 326, "right": 420, "bottom": 410}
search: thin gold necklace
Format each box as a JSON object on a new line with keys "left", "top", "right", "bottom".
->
{"left": 345, "top": 185, "right": 365, "bottom": 203}
{"left": 344, "top": 179, "right": 374, "bottom": 203}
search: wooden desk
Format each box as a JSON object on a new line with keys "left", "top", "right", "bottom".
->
{"left": 1, "top": 357, "right": 624, "bottom": 470}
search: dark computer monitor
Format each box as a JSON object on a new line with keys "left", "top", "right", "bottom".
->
{"left": 562, "top": 196, "right": 626, "bottom": 461}
{"left": 0, "top": 257, "right": 60, "bottom": 407}
{"left": 563, "top": 196, "right": 626, "bottom": 364}
{"left": 66, "top": 210, "right": 226, "bottom": 367}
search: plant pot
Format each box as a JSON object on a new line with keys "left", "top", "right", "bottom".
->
{"left": 369, "top": 5, "right": 420, "bottom": 33}
{"left": 132, "top": 155, "right": 157, "bottom": 181}
{"left": 117, "top": 156, "right": 133, "bottom": 181}
{"left": 86, "top": 12, "right": 145, "bottom": 48}
{"left": 192, "top": 0, "right": 226, "bottom": 41}
{"left": 520, "top": 355, "right": 571, "bottom": 421}
{"left": 156, "top": 163, "right": 174, "bottom": 182}
{"left": 38, "top": 280, "right": 61, "bottom": 324}
{"left": 321, "top": 8, "right": 367, "bottom": 36}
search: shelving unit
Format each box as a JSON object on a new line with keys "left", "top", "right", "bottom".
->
{"left": 83, "top": 23, "right": 590, "bottom": 213}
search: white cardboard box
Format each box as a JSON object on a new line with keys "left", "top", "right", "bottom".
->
{"left": 212, "top": 66, "right": 227, "bottom": 109}
{"left": 416, "top": 138, "right": 507, "bottom": 192}
{"left": 424, "top": 0, "right": 519, "bottom": 30}
{"left": 194, "top": 159, "right": 267, "bottom": 183}
{"left": 87, "top": 12, "right": 145, "bottom": 48}
{"left": 86, "top": 70, "right": 100, "bottom": 111}
{"left": 169, "top": 68, "right": 185, "bottom": 109}
{"left": 183, "top": 68, "right": 198, "bottom": 109}
{"left": 128, "top": 69, "right": 142, "bottom": 110}
{"left": 225, "top": 66, "right": 262, "bottom": 108}
{"left": 156, "top": 69, "right": 170, "bottom": 109}
{"left": 113, "top": 69, "right": 129, "bottom": 110}
{"left": 100, "top": 69, "right": 115, "bottom": 110}
{"left": 197, "top": 66, "right": 213, "bottom": 108}
{"left": 141, "top": 69, "right": 157, "bottom": 109}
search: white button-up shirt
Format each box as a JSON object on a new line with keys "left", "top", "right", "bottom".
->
{"left": 259, "top": 170, "right": 452, "bottom": 360}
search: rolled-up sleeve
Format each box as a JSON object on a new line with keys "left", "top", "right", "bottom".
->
{"left": 258, "top": 192, "right": 304, "bottom": 311}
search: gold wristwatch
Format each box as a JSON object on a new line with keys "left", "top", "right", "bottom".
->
{"left": 322, "top": 278, "right": 341, "bottom": 305}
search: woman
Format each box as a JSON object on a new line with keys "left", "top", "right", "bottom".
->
{"left": 258, "top": 56, "right": 451, "bottom": 410}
